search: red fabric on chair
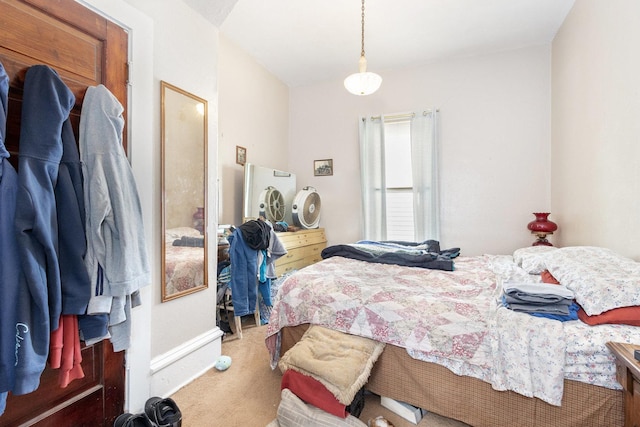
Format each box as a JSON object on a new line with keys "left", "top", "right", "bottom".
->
{"left": 281, "top": 369, "right": 348, "bottom": 418}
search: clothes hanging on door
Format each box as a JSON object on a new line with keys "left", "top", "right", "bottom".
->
{"left": 80, "top": 84, "right": 150, "bottom": 352}
{"left": 0, "top": 64, "right": 83, "bottom": 415}
{"left": 57, "top": 118, "right": 92, "bottom": 315}
{"left": 13, "top": 65, "right": 75, "bottom": 398}
{"left": 51, "top": 109, "right": 94, "bottom": 388}
{"left": 0, "top": 59, "right": 19, "bottom": 417}
{"left": 0, "top": 64, "right": 150, "bottom": 415}
{"left": 49, "top": 314, "right": 85, "bottom": 388}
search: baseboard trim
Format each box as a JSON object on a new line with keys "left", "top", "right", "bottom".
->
{"left": 150, "top": 327, "right": 224, "bottom": 374}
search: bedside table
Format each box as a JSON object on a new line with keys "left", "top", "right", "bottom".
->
{"left": 607, "top": 342, "right": 640, "bottom": 427}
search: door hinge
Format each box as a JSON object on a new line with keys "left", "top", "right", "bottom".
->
{"left": 126, "top": 61, "right": 133, "bottom": 86}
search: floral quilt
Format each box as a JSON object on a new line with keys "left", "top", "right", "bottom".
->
{"left": 266, "top": 254, "right": 640, "bottom": 406}
{"left": 164, "top": 243, "right": 204, "bottom": 294}
{"left": 266, "top": 255, "right": 497, "bottom": 378}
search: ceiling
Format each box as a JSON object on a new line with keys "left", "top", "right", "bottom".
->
{"left": 185, "top": 0, "right": 575, "bottom": 88}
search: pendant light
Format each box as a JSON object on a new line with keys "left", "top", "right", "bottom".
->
{"left": 344, "top": 0, "right": 382, "bottom": 96}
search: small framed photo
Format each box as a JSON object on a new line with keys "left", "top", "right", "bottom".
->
{"left": 236, "top": 145, "right": 247, "bottom": 165}
{"left": 314, "top": 159, "right": 333, "bottom": 176}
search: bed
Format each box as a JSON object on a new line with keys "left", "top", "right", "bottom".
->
{"left": 164, "top": 227, "right": 205, "bottom": 295}
{"left": 265, "top": 244, "right": 640, "bottom": 427}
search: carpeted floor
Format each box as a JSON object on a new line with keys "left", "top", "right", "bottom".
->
{"left": 170, "top": 322, "right": 469, "bottom": 426}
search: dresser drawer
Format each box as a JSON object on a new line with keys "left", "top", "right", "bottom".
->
{"left": 277, "top": 229, "right": 326, "bottom": 248}
{"left": 276, "top": 242, "right": 325, "bottom": 265}
{"left": 274, "top": 228, "right": 327, "bottom": 276}
{"left": 275, "top": 254, "right": 323, "bottom": 276}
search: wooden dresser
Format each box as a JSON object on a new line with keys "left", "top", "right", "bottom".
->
{"left": 607, "top": 341, "right": 640, "bottom": 427}
{"left": 275, "top": 228, "right": 327, "bottom": 276}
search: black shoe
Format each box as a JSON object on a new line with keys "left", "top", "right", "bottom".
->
{"left": 113, "top": 412, "right": 154, "bottom": 427}
{"left": 144, "top": 397, "right": 182, "bottom": 427}
{"left": 346, "top": 387, "right": 366, "bottom": 418}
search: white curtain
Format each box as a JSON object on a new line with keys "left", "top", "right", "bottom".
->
{"left": 359, "top": 115, "right": 386, "bottom": 241}
{"left": 410, "top": 110, "right": 440, "bottom": 241}
{"left": 359, "top": 110, "right": 439, "bottom": 242}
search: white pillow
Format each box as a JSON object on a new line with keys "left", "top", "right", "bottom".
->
{"left": 544, "top": 246, "right": 640, "bottom": 316}
{"left": 512, "top": 246, "right": 558, "bottom": 274}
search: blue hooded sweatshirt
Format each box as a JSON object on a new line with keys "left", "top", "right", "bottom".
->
{"left": 56, "top": 117, "right": 91, "bottom": 314}
{"left": 57, "top": 113, "right": 108, "bottom": 354}
{"left": 0, "top": 61, "right": 19, "bottom": 415}
{"left": 13, "top": 65, "right": 74, "bottom": 396}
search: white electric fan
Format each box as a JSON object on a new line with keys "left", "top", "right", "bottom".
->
{"left": 292, "top": 186, "right": 321, "bottom": 229}
{"left": 258, "top": 186, "right": 286, "bottom": 222}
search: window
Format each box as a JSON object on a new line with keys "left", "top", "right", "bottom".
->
{"left": 384, "top": 120, "right": 414, "bottom": 241}
{"left": 359, "top": 111, "right": 439, "bottom": 242}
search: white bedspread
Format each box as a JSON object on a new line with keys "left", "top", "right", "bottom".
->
{"left": 489, "top": 304, "right": 566, "bottom": 405}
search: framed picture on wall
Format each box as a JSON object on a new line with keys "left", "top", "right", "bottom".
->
{"left": 314, "top": 159, "right": 333, "bottom": 176}
{"left": 236, "top": 145, "right": 247, "bottom": 165}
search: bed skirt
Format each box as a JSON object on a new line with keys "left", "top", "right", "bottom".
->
{"left": 279, "top": 325, "right": 623, "bottom": 427}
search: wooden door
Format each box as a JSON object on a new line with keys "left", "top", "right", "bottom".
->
{"left": 0, "top": 0, "right": 128, "bottom": 425}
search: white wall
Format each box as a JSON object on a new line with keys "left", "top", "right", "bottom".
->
{"left": 218, "top": 34, "right": 290, "bottom": 226}
{"left": 122, "top": 0, "right": 223, "bottom": 400}
{"left": 551, "top": 0, "right": 640, "bottom": 260}
{"left": 288, "top": 45, "right": 553, "bottom": 256}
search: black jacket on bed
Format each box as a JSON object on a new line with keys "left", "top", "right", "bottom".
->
{"left": 321, "top": 240, "right": 459, "bottom": 271}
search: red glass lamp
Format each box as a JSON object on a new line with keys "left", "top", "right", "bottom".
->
{"left": 192, "top": 207, "right": 205, "bottom": 235}
{"left": 527, "top": 212, "right": 558, "bottom": 246}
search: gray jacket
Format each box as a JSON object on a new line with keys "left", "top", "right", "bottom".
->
{"left": 79, "top": 84, "right": 150, "bottom": 350}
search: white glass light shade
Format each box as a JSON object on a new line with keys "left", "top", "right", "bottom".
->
{"left": 344, "top": 71, "right": 382, "bottom": 96}
{"left": 344, "top": 56, "right": 382, "bottom": 96}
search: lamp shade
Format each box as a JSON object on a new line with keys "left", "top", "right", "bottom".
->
{"left": 344, "top": 55, "right": 382, "bottom": 96}
{"left": 344, "top": 71, "right": 382, "bottom": 96}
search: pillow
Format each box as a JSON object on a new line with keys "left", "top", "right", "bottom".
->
{"left": 165, "top": 226, "right": 202, "bottom": 241}
{"left": 577, "top": 305, "right": 640, "bottom": 326}
{"left": 544, "top": 246, "right": 640, "bottom": 316}
{"left": 275, "top": 389, "right": 367, "bottom": 427}
{"left": 512, "top": 246, "right": 558, "bottom": 274}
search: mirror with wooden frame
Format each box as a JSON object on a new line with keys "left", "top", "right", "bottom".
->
{"left": 161, "top": 81, "right": 208, "bottom": 301}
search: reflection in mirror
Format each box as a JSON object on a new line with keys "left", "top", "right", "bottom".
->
{"left": 161, "top": 81, "right": 208, "bottom": 302}
{"left": 242, "top": 163, "right": 296, "bottom": 224}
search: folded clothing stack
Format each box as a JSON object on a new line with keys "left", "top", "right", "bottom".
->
{"left": 502, "top": 282, "right": 578, "bottom": 321}
{"left": 277, "top": 326, "right": 384, "bottom": 419}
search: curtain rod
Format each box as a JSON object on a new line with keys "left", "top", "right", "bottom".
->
{"left": 368, "top": 109, "right": 439, "bottom": 121}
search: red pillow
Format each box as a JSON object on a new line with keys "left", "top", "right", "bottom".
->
{"left": 577, "top": 305, "right": 640, "bottom": 326}
{"left": 541, "top": 270, "right": 560, "bottom": 284}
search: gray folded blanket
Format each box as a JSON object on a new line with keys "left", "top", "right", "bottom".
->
{"left": 503, "top": 293, "right": 574, "bottom": 306}
{"left": 505, "top": 301, "right": 571, "bottom": 315}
